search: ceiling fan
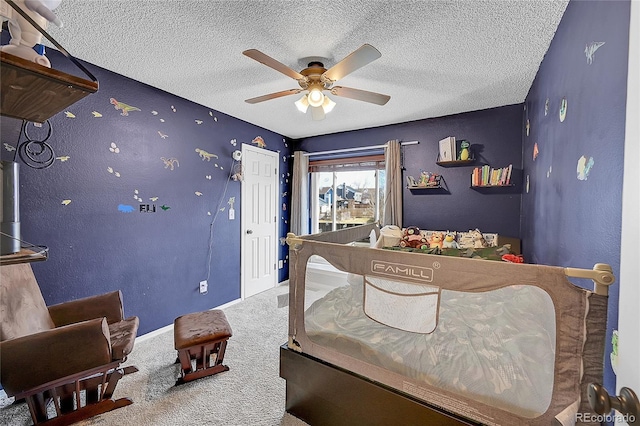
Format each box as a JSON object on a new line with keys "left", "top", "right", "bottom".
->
{"left": 243, "top": 44, "right": 390, "bottom": 121}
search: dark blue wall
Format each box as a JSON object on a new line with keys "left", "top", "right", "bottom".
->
{"left": 296, "top": 104, "right": 524, "bottom": 238}
{"left": 0, "top": 46, "right": 292, "bottom": 335}
{"left": 296, "top": 0, "right": 631, "bottom": 396}
{"left": 1, "top": 0, "right": 631, "bottom": 397}
{"left": 522, "top": 0, "right": 630, "bottom": 393}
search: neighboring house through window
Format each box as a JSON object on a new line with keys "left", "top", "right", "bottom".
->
{"left": 309, "top": 155, "right": 385, "bottom": 233}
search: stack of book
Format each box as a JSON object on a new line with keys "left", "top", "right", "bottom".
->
{"left": 471, "top": 164, "right": 513, "bottom": 187}
{"left": 438, "top": 136, "right": 456, "bottom": 162}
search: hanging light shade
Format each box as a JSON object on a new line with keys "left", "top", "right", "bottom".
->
{"left": 307, "top": 87, "right": 324, "bottom": 107}
{"left": 321, "top": 95, "right": 336, "bottom": 113}
{"left": 294, "top": 95, "right": 309, "bottom": 113}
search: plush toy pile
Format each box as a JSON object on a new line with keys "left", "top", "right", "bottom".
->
{"left": 383, "top": 226, "right": 524, "bottom": 263}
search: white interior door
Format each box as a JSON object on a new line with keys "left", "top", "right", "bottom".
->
{"left": 241, "top": 144, "right": 278, "bottom": 299}
{"left": 616, "top": 3, "right": 639, "bottom": 423}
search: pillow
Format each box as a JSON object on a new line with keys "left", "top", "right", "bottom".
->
{"left": 378, "top": 225, "right": 403, "bottom": 247}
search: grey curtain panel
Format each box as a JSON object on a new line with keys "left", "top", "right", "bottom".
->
{"left": 383, "top": 140, "right": 402, "bottom": 227}
{"left": 291, "top": 151, "right": 309, "bottom": 235}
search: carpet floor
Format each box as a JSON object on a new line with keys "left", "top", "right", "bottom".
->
{"left": 0, "top": 284, "right": 309, "bottom": 426}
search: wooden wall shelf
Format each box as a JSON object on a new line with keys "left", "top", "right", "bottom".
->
{"left": 408, "top": 185, "right": 450, "bottom": 194}
{"left": 1, "top": 51, "right": 98, "bottom": 123}
{"left": 436, "top": 159, "right": 476, "bottom": 167}
{"left": 407, "top": 185, "right": 443, "bottom": 190}
{"left": 0, "top": 247, "right": 48, "bottom": 266}
{"left": 470, "top": 184, "right": 520, "bottom": 195}
{"left": 407, "top": 175, "right": 449, "bottom": 193}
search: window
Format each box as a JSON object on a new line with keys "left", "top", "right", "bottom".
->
{"left": 309, "top": 155, "right": 385, "bottom": 233}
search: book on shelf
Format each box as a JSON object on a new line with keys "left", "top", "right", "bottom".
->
{"left": 438, "top": 136, "right": 456, "bottom": 162}
{"left": 471, "top": 164, "right": 513, "bottom": 187}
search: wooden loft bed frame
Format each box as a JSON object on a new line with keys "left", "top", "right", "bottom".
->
{"left": 280, "top": 344, "right": 479, "bottom": 426}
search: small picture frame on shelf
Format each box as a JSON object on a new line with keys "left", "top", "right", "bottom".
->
{"left": 438, "top": 137, "right": 455, "bottom": 162}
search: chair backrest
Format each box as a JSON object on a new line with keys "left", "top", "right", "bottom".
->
{"left": 0, "top": 263, "right": 55, "bottom": 341}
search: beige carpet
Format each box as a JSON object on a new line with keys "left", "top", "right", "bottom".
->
{"left": 0, "top": 284, "right": 309, "bottom": 426}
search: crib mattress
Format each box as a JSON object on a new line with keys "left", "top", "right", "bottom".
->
{"left": 304, "top": 279, "right": 556, "bottom": 418}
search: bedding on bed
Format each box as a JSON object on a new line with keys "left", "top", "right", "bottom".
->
{"left": 303, "top": 263, "right": 556, "bottom": 418}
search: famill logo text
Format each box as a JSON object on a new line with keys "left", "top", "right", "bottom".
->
{"left": 371, "top": 260, "right": 433, "bottom": 282}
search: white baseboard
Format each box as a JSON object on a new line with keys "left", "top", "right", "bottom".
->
{"left": 134, "top": 297, "right": 242, "bottom": 344}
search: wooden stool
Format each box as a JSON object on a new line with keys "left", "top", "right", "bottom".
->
{"left": 174, "top": 310, "right": 232, "bottom": 385}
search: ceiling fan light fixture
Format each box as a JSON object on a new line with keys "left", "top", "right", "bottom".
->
{"left": 244, "top": 45, "right": 390, "bottom": 118}
{"left": 294, "top": 95, "right": 309, "bottom": 113}
{"left": 307, "top": 88, "right": 324, "bottom": 107}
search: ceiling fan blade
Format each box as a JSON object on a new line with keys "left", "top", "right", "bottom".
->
{"left": 245, "top": 89, "right": 302, "bottom": 104}
{"left": 322, "top": 44, "right": 382, "bottom": 82}
{"left": 331, "top": 86, "right": 390, "bottom": 105}
{"left": 243, "top": 49, "right": 306, "bottom": 81}
{"left": 310, "top": 106, "right": 325, "bottom": 121}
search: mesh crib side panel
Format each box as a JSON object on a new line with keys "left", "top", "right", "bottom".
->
{"left": 289, "top": 238, "right": 609, "bottom": 426}
{"left": 578, "top": 293, "right": 608, "bottom": 425}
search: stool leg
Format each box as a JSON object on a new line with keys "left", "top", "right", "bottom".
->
{"left": 26, "top": 393, "right": 49, "bottom": 423}
{"left": 216, "top": 340, "right": 228, "bottom": 366}
{"left": 175, "top": 340, "right": 230, "bottom": 385}
{"left": 59, "top": 384, "right": 75, "bottom": 413}
{"left": 177, "top": 349, "right": 193, "bottom": 374}
{"left": 201, "top": 345, "right": 209, "bottom": 370}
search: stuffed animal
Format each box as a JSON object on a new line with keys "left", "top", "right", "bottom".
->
{"left": 457, "top": 140, "right": 471, "bottom": 161}
{"left": 418, "top": 171, "right": 440, "bottom": 187}
{"left": 404, "top": 226, "right": 420, "bottom": 236}
{"left": 428, "top": 232, "right": 444, "bottom": 249}
{"left": 418, "top": 171, "right": 430, "bottom": 187}
{"left": 470, "top": 228, "right": 488, "bottom": 248}
{"left": 502, "top": 254, "right": 524, "bottom": 263}
{"left": 442, "top": 232, "right": 460, "bottom": 249}
{"left": 400, "top": 226, "right": 428, "bottom": 249}
{"left": 0, "top": 0, "right": 63, "bottom": 67}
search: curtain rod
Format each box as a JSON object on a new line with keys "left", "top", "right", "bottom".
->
{"left": 303, "top": 140, "right": 419, "bottom": 157}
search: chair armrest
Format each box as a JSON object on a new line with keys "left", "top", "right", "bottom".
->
{"left": 48, "top": 290, "right": 125, "bottom": 326}
{"left": 0, "top": 318, "right": 112, "bottom": 397}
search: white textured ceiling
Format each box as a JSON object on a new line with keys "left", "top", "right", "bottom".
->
{"left": 45, "top": 0, "right": 568, "bottom": 139}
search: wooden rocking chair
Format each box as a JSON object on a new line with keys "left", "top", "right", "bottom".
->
{"left": 0, "top": 263, "right": 140, "bottom": 425}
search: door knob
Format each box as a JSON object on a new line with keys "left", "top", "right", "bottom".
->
{"left": 588, "top": 383, "right": 639, "bottom": 425}
{"left": 246, "top": 229, "right": 253, "bottom": 234}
